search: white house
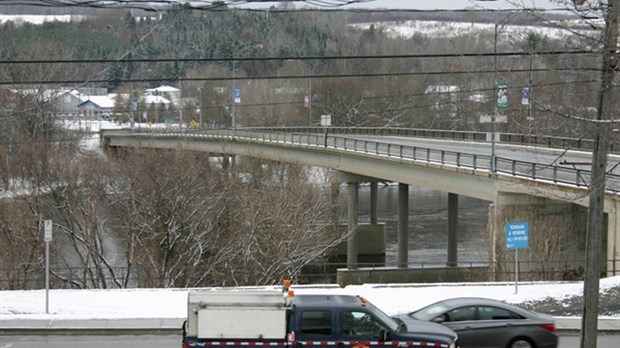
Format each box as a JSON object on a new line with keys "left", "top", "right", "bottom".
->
{"left": 145, "top": 85, "right": 180, "bottom": 106}
{"left": 424, "top": 85, "right": 461, "bottom": 117}
{"left": 76, "top": 95, "right": 115, "bottom": 118}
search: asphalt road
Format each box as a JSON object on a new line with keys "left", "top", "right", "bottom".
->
{"left": 2, "top": 334, "right": 619, "bottom": 348}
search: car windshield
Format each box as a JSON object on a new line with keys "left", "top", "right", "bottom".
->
{"left": 366, "top": 301, "right": 400, "bottom": 331}
{"left": 410, "top": 302, "right": 450, "bottom": 321}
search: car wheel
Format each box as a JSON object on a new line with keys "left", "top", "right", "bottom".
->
{"left": 508, "top": 337, "right": 535, "bottom": 348}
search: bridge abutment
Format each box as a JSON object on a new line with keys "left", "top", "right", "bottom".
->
{"left": 489, "top": 191, "right": 590, "bottom": 281}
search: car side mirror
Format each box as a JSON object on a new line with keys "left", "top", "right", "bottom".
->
{"left": 432, "top": 316, "right": 447, "bottom": 324}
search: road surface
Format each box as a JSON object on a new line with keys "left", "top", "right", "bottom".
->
{"left": 2, "top": 333, "right": 619, "bottom": 348}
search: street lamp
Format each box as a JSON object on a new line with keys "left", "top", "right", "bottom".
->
{"left": 488, "top": 10, "right": 523, "bottom": 173}
{"left": 230, "top": 43, "right": 263, "bottom": 129}
{"left": 197, "top": 87, "right": 204, "bottom": 128}
{"left": 473, "top": 1, "right": 517, "bottom": 173}
{"left": 491, "top": 22, "right": 501, "bottom": 173}
{"left": 231, "top": 58, "right": 237, "bottom": 129}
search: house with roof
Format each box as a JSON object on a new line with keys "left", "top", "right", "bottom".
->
{"left": 145, "top": 85, "right": 181, "bottom": 106}
{"left": 424, "top": 85, "right": 461, "bottom": 118}
{"left": 77, "top": 95, "right": 115, "bottom": 119}
{"left": 55, "top": 90, "right": 85, "bottom": 116}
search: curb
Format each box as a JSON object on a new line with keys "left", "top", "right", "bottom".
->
{"left": 554, "top": 317, "right": 620, "bottom": 332}
{"left": 0, "top": 318, "right": 184, "bottom": 334}
{"left": 1, "top": 317, "right": 618, "bottom": 334}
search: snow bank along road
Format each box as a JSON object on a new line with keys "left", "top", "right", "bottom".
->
{"left": 1, "top": 279, "right": 619, "bottom": 334}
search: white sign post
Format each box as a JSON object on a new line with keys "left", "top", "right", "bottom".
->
{"left": 320, "top": 115, "right": 331, "bottom": 147}
{"left": 320, "top": 114, "right": 332, "bottom": 126}
{"left": 43, "top": 220, "right": 53, "bottom": 314}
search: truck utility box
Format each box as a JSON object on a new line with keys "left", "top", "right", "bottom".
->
{"left": 187, "top": 290, "right": 287, "bottom": 339}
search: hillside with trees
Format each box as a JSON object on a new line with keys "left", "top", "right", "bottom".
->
{"left": 0, "top": 3, "right": 603, "bottom": 132}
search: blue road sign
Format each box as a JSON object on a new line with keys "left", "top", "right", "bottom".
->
{"left": 234, "top": 88, "right": 241, "bottom": 103}
{"left": 506, "top": 222, "right": 529, "bottom": 250}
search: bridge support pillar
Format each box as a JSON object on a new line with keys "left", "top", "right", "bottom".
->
{"left": 370, "top": 182, "right": 378, "bottom": 225}
{"left": 221, "top": 154, "right": 236, "bottom": 170}
{"left": 331, "top": 172, "right": 385, "bottom": 270}
{"left": 490, "top": 192, "right": 589, "bottom": 280}
{"left": 398, "top": 183, "right": 409, "bottom": 268}
{"left": 448, "top": 193, "right": 458, "bottom": 267}
{"left": 347, "top": 182, "right": 359, "bottom": 270}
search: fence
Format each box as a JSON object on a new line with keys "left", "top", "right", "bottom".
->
{"left": 2, "top": 260, "right": 617, "bottom": 290}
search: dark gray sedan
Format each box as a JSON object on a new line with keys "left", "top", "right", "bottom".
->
{"left": 393, "top": 297, "right": 558, "bottom": 348}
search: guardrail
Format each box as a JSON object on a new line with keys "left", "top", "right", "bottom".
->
{"left": 101, "top": 128, "right": 620, "bottom": 193}
{"left": 246, "top": 127, "right": 619, "bottom": 155}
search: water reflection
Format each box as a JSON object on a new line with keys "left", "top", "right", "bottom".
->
{"left": 352, "top": 184, "right": 491, "bottom": 265}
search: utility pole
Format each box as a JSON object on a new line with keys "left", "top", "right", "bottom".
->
{"left": 581, "top": 0, "right": 619, "bottom": 347}
{"left": 491, "top": 22, "right": 498, "bottom": 173}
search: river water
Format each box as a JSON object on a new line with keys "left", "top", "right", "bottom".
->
{"left": 350, "top": 184, "right": 491, "bottom": 266}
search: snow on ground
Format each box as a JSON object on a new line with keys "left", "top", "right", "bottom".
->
{"left": 351, "top": 20, "right": 598, "bottom": 41}
{"left": 1, "top": 277, "right": 618, "bottom": 321}
{"left": 0, "top": 14, "right": 85, "bottom": 25}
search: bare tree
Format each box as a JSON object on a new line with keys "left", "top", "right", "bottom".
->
{"left": 221, "top": 158, "right": 343, "bottom": 285}
{"left": 106, "top": 149, "right": 230, "bottom": 287}
{"left": 0, "top": 199, "right": 42, "bottom": 290}
{"left": 105, "top": 149, "right": 343, "bottom": 287}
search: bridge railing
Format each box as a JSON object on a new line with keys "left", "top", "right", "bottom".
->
{"left": 101, "top": 128, "right": 620, "bottom": 193}
{"left": 246, "top": 127, "right": 618, "bottom": 154}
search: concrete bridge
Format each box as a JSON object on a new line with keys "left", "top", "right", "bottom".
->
{"left": 100, "top": 127, "right": 620, "bottom": 285}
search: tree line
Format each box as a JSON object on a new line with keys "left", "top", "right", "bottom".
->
{"left": 0, "top": 4, "right": 607, "bottom": 134}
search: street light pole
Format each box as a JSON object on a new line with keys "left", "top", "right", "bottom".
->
{"left": 308, "top": 63, "right": 313, "bottom": 126}
{"left": 231, "top": 58, "right": 236, "bottom": 129}
{"left": 198, "top": 87, "right": 203, "bottom": 128}
{"left": 527, "top": 48, "right": 533, "bottom": 134}
{"left": 491, "top": 22, "right": 498, "bottom": 173}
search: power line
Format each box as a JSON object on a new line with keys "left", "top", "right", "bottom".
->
{"left": 0, "top": 50, "right": 598, "bottom": 65}
{"left": 0, "top": 67, "right": 602, "bottom": 86}
{"left": 0, "top": 0, "right": 586, "bottom": 13}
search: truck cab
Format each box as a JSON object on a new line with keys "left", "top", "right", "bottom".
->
{"left": 288, "top": 294, "right": 458, "bottom": 348}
